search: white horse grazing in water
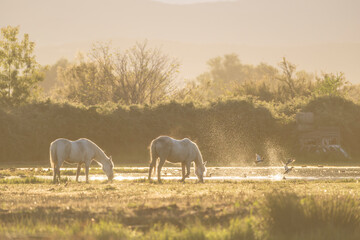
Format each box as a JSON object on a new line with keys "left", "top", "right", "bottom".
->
{"left": 148, "top": 136, "right": 207, "bottom": 183}
{"left": 50, "top": 138, "right": 114, "bottom": 183}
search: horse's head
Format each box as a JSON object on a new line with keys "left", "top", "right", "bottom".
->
{"left": 195, "top": 161, "right": 207, "bottom": 183}
{"left": 103, "top": 156, "right": 114, "bottom": 181}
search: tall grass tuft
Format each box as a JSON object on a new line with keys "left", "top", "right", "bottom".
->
{"left": 207, "top": 217, "right": 256, "bottom": 240}
{"left": 263, "top": 191, "right": 360, "bottom": 239}
{"left": 145, "top": 224, "right": 206, "bottom": 240}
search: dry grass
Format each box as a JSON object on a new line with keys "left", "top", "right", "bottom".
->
{"left": 0, "top": 179, "right": 360, "bottom": 239}
{"left": 0, "top": 167, "right": 148, "bottom": 178}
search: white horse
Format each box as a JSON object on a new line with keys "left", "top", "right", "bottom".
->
{"left": 148, "top": 136, "right": 207, "bottom": 183}
{"left": 50, "top": 138, "right": 114, "bottom": 183}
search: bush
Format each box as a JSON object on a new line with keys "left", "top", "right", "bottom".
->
{"left": 1, "top": 95, "right": 360, "bottom": 166}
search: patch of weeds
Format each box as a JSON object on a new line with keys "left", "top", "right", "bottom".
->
{"left": 114, "top": 168, "right": 148, "bottom": 174}
{"left": 127, "top": 202, "right": 139, "bottom": 208}
{"left": 104, "top": 185, "right": 117, "bottom": 191}
{"left": 0, "top": 177, "right": 51, "bottom": 184}
{"left": 263, "top": 191, "right": 360, "bottom": 238}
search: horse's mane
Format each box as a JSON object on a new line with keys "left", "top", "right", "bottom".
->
{"left": 84, "top": 138, "right": 112, "bottom": 166}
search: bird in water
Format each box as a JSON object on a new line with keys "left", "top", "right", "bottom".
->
{"left": 255, "top": 154, "right": 265, "bottom": 164}
{"left": 282, "top": 158, "right": 295, "bottom": 175}
{"left": 283, "top": 165, "right": 294, "bottom": 174}
{"left": 285, "top": 158, "right": 295, "bottom": 166}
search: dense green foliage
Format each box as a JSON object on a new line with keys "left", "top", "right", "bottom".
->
{"left": 1, "top": 96, "right": 360, "bottom": 166}
{"left": 54, "top": 41, "right": 180, "bottom": 105}
{"left": 0, "top": 26, "right": 44, "bottom": 104}
{"left": 0, "top": 98, "right": 277, "bottom": 165}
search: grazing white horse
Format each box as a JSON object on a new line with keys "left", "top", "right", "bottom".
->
{"left": 148, "top": 136, "right": 207, "bottom": 183}
{"left": 50, "top": 138, "right": 114, "bottom": 183}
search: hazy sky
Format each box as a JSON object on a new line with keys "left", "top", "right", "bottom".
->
{"left": 1, "top": 0, "right": 360, "bottom": 82}
{"left": 155, "top": 0, "right": 237, "bottom": 4}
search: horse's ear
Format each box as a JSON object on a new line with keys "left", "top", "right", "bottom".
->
{"left": 204, "top": 161, "right": 207, "bottom": 166}
{"left": 110, "top": 156, "right": 112, "bottom": 161}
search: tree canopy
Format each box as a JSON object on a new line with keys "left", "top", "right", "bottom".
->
{"left": 55, "top": 41, "right": 180, "bottom": 105}
{"left": 0, "top": 26, "right": 43, "bottom": 104}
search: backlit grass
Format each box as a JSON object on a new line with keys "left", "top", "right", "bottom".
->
{"left": 0, "top": 167, "right": 148, "bottom": 178}
{"left": 1, "top": 180, "right": 360, "bottom": 239}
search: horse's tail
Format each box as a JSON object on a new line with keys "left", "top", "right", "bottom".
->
{"left": 49, "top": 141, "right": 57, "bottom": 169}
{"left": 150, "top": 139, "right": 158, "bottom": 175}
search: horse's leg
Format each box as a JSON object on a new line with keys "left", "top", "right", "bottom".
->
{"left": 180, "top": 162, "right": 186, "bottom": 182}
{"left": 76, "top": 163, "right": 82, "bottom": 182}
{"left": 148, "top": 159, "right": 157, "bottom": 180}
{"left": 56, "top": 164, "right": 61, "bottom": 183}
{"left": 53, "top": 165, "right": 58, "bottom": 183}
{"left": 53, "top": 156, "right": 62, "bottom": 183}
{"left": 185, "top": 162, "right": 191, "bottom": 178}
{"left": 85, "top": 161, "right": 90, "bottom": 183}
{"left": 157, "top": 157, "right": 165, "bottom": 183}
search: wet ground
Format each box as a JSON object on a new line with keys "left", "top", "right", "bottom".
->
{"left": 4, "top": 166, "right": 360, "bottom": 181}
{"left": 119, "top": 166, "right": 360, "bottom": 181}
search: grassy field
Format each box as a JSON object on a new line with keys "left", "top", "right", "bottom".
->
{"left": 0, "top": 167, "right": 148, "bottom": 178}
{"left": 1, "top": 176, "right": 360, "bottom": 240}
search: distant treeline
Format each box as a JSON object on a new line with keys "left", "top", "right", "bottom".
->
{"left": 2, "top": 26, "right": 360, "bottom": 166}
{"left": 1, "top": 96, "right": 360, "bottom": 166}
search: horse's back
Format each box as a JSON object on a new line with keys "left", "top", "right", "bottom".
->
{"left": 51, "top": 138, "right": 71, "bottom": 150}
{"left": 50, "top": 138, "right": 93, "bottom": 161}
{"left": 152, "top": 136, "right": 198, "bottom": 162}
{"left": 173, "top": 138, "right": 198, "bottom": 158}
{"left": 50, "top": 138, "right": 72, "bottom": 163}
{"left": 153, "top": 136, "right": 172, "bottom": 144}
{"left": 151, "top": 136, "right": 172, "bottom": 157}
{"left": 152, "top": 136, "right": 190, "bottom": 149}
{"left": 70, "top": 138, "right": 100, "bottom": 160}
{"left": 154, "top": 136, "right": 192, "bottom": 146}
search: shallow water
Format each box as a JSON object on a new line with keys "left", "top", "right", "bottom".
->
{"left": 5, "top": 166, "right": 360, "bottom": 182}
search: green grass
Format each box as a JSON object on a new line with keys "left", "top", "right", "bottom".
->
{"left": 263, "top": 191, "right": 360, "bottom": 239}
{"left": 1, "top": 181, "right": 360, "bottom": 239}
{"left": 2, "top": 193, "right": 359, "bottom": 240}
{"left": 0, "top": 176, "right": 52, "bottom": 184}
{"left": 0, "top": 221, "right": 134, "bottom": 240}
{"left": 0, "top": 167, "right": 148, "bottom": 178}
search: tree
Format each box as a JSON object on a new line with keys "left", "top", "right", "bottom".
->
{"left": 275, "top": 57, "right": 315, "bottom": 101}
{"left": 40, "top": 58, "right": 69, "bottom": 95}
{"left": 276, "top": 57, "right": 297, "bottom": 98}
{"left": 56, "top": 51, "right": 113, "bottom": 105}
{"left": 56, "top": 41, "right": 180, "bottom": 105}
{"left": 0, "top": 26, "right": 44, "bottom": 104}
{"left": 180, "top": 54, "right": 279, "bottom": 101}
{"left": 315, "top": 72, "right": 349, "bottom": 97}
{"left": 113, "top": 41, "right": 180, "bottom": 104}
